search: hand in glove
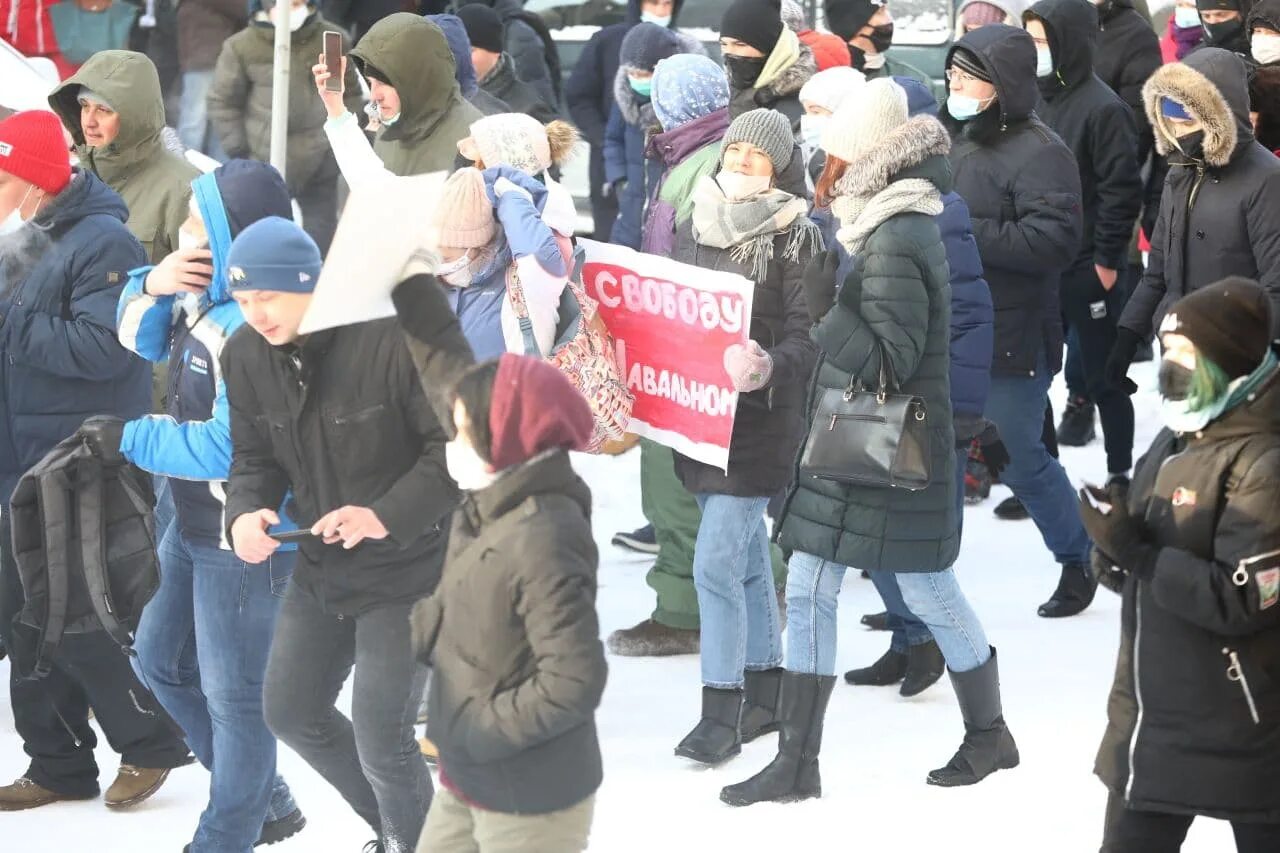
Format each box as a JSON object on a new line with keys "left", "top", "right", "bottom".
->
{"left": 977, "top": 421, "right": 1010, "bottom": 477}
{"left": 482, "top": 165, "right": 547, "bottom": 209}
{"left": 801, "top": 249, "right": 841, "bottom": 323}
{"left": 77, "top": 416, "right": 126, "bottom": 465}
{"left": 1104, "top": 328, "right": 1141, "bottom": 395}
{"left": 1091, "top": 548, "right": 1128, "bottom": 596}
{"left": 724, "top": 341, "right": 773, "bottom": 392}
{"left": 1078, "top": 483, "right": 1159, "bottom": 580}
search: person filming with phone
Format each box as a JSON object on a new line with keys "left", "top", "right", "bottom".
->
{"left": 1083, "top": 277, "right": 1280, "bottom": 852}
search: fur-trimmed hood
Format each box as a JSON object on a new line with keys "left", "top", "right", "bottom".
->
{"left": 756, "top": 42, "right": 818, "bottom": 102}
{"left": 1143, "top": 47, "right": 1253, "bottom": 167}
{"left": 614, "top": 31, "right": 704, "bottom": 126}
{"left": 836, "top": 116, "right": 953, "bottom": 198}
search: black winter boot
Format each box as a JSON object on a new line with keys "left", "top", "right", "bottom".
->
{"left": 900, "top": 640, "right": 946, "bottom": 698}
{"left": 860, "top": 611, "right": 891, "bottom": 631}
{"left": 993, "top": 496, "right": 1029, "bottom": 520}
{"left": 741, "top": 668, "right": 783, "bottom": 743}
{"left": 1037, "top": 563, "right": 1098, "bottom": 618}
{"left": 1056, "top": 396, "right": 1097, "bottom": 447}
{"left": 720, "top": 672, "right": 837, "bottom": 806}
{"left": 928, "top": 648, "right": 1020, "bottom": 787}
{"left": 843, "top": 647, "right": 907, "bottom": 686}
{"left": 675, "top": 687, "right": 743, "bottom": 765}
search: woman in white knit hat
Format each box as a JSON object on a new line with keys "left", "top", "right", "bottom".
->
{"left": 722, "top": 79, "right": 1018, "bottom": 807}
{"left": 797, "top": 66, "right": 866, "bottom": 178}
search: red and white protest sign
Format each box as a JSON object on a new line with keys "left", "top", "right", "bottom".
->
{"left": 579, "top": 239, "right": 754, "bottom": 472}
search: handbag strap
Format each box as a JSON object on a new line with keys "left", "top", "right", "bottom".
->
{"left": 842, "top": 339, "right": 901, "bottom": 402}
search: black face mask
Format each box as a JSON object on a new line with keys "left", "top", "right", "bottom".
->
{"left": 1174, "top": 128, "right": 1206, "bottom": 161}
{"left": 1158, "top": 360, "right": 1195, "bottom": 401}
{"left": 1203, "top": 18, "right": 1245, "bottom": 47}
{"left": 724, "top": 54, "right": 767, "bottom": 90}
{"left": 869, "top": 22, "right": 895, "bottom": 54}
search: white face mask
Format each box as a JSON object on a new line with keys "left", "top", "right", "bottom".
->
{"left": 271, "top": 3, "right": 310, "bottom": 31}
{"left": 1174, "top": 5, "right": 1201, "bottom": 27}
{"left": 641, "top": 11, "right": 671, "bottom": 26}
{"left": 800, "top": 114, "right": 829, "bottom": 155}
{"left": 436, "top": 250, "right": 474, "bottom": 288}
{"left": 446, "top": 436, "right": 498, "bottom": 492}
{"left": 1036, "top": 46, "right": 1054, "bottom": 78}
{"left": 0, "top": 185, "right": 38, "bottom": 235}
{"left": 716, "top": 169, "right": 772, "bottom": 202}
{"left": 1253, "top": 33, "right": 1280, "bottom": 65}
{"left": 862, "top": 52, "right": 886, "bottom": 70}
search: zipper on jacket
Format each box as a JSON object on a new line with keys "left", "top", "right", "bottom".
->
{"left": 1124, "top": 591, "right": 1144, "bottom": 801}
{"left": 1224, "top": 648, "right": 1262, "bottom": 725}
{"left": 1187, "top": 164, "right": 1208, "bottom": 211}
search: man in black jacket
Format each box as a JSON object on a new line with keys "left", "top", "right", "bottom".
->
{"left": 1196, "top": 0, "right": 1256, "bottom": 56}
{"left": 940, "top": 26, "right": 1097, "bottom": 618}
{"left": 221, "top": 217, "right": 457, "bottom": 853}
{"left": 457, "top": 3, "right": 559, "bottom": 123}
{"left": 1026, "top": 0, "right": 1142, "bottom": 486}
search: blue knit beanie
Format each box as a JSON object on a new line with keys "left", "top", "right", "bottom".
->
{"left": 652, "top": 54, "right": 730, "bottom": 131}
{"left": 227, "top": 217, "right": 322, "bottom": 294}
{"left": 620, "top": 22, "right": 683, "bottom": 72}
{"left": 895, "top": 76, "right": 939, "bottom": 118}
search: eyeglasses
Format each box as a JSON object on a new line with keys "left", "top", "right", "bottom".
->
{"left": 944, "top": 68, "right": 982, "bottom": 86}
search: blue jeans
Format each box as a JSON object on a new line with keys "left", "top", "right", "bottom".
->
{"left": 786, "top": 551, "right": 991, "bottom": 676}
{"left": 132, "top": 526, "right": 296, "bottom": 853}
{"left": 178, "top": 70, "right": 226, "bottom": 161}
{"left": 984, "top": 355, "right": 1093, "bottom": 566}
{"left": 692, "top": 494, "right": 782, "bottom": 688}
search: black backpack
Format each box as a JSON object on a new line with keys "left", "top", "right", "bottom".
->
{"left": 8, "top": 432, "right": 158, "bottom": 679}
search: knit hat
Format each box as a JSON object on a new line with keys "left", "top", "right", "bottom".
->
{"left": 721, "top": 108, "right": 794, "bottom": 173}
{"left": 820, "top": 77, "right": 908, "bottom": 163}
{"left": 802, "top": 30, "right": 853, "bottom": 70}
{"left": 799, "top": 66, "right": 866, "bottom": 113}
{"left": 212, "top": 159, "right": 292, "bottom": 237}
{"left": 949, "top": 47, "right": 993, "bottom": 82}
{"left": 470, "top": 113, "right": 552, "bottom": 174}
{"left": 0, "top": 111, "right": 72, "bottom": 194}
{"left": 429, "top": 168, "right": 498, "bottom": 249}
{"left": 961, "top": 1, "right": 1008, "bottom": 28}
{"left": 1161, "top": 96, "right": 1192, "bottom": 119}
{"left": 226, "top": 217, "right": 322, "bottom": 294}
{"left": 456, "top": 3, "right": 503, "bottom": 53}
{"left": 429, "top": 14, "right": 479, "bottom": 98}
{"left": 488, "top": 353, "right": 594, "bottom": 470}
{"left": 76, "top": 87, "right": 113, "bottom": 110}
{"left": 1162, "top": 277, "right": 1273, "bottom": 380}
{"left": 1196, "top": 0, "right": 1242, "bottom": 11}
{"left": 720, "top": 0, "right": 784, "bottom": 55}
{"left": 896, "top": 75, "right": 940, "bottom": 117}
{"left": 781, "top": 0, "right": 805, "bottom": 31}
{"left": 652, "top": 54, "right": 731, "bottom": 131}
{"left": 620, "top": 22, "right": 683, "bottom": 72}
{"left": 826, "top": 0, "right": 885, "bottom": 41}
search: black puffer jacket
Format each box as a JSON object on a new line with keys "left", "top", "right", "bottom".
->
{"left": 671, "top": 156, "right": 820, "bottom": 498}
{"left": 1095, "top": 366, "right": 1280, "bottom": 824}
{"left": 1096, "top": 0, "right": 1163, "bottom": 163}
{"left": 223, "top": 318, "right": 457, "bottom": 615}
{"left": 480, "top": 53, "right": 558, "bottom": 124}
{"left": 1120, "top": 48, "right": 1280, "bottom": 339}
{"left": 1029, "top": 0, "right": 1142, "bottom": 272}
{"left": 940, "top": 25, "right": 1083, "bottom": 377}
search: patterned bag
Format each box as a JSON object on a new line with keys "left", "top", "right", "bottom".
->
{"left": 505, "top": 265, "right": 634, "bottom": 452}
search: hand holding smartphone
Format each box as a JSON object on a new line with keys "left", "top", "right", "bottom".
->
{"left": 323, "top": 31, "right": 344, "bottom": 93}
{"left": 271, "top": 529, "right": 316, "bottom": 544}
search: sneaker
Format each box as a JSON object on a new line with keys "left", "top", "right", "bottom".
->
{"left": 611, "top": 524, "right": 659, "bottom": 555}
{"left": 257, "top": 807, "right": 306, "bottom": 846}
{"left": 104, "top": 764, "right": 172, "bottom": 810}
{"left": 606, "top": 619, "right": 698, "bottom": 656}
{"left": 993, "top": 496, "right": 1029, "bottom": 521}
{"left": 0, "top": 776, "right": 96, "bottom": 811}
{"left": 362, "top": 841, "right": 385, "bottom": 853}
{"left": 1056, "top": 396, "right": 1097, "bottom": 447}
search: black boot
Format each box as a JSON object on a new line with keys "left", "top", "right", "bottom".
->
{"left": 927, "top": 648, "right": 1020, "bottom": 787}
{"left": 860, "top": 611, "right": 891, "bottom": 631}
{"left": 1037, "top": 563, "right": 1098, "bottom": 618}
{"left": 720, "top": 672, "right": 837, "bottom": 806}
{"left": 993, "top": 496, "right": 1029, "bottom": 520}
{"left": 740, "top": 668, "right": 782, "bottom": 743}
{"left": 675, "top": 687, "right": 743, "bottom": 765}
{"left": 843, "top": 647, "right": 907, "bottom": 686}
{"left": 900, "top": 640, "right": 945, "bottom": 698}
{"left": 1056, "top": 396, "right": 1096, "bottom": 447}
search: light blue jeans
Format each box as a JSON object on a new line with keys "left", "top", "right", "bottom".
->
{"left": 692, "top": 494, "right": 782, "bottom": 688}
{"left": 786, "top": 550, "right": 990, "bottom": 677}
{"left": 178, "top": 70, "right": 226, "bottom": 161}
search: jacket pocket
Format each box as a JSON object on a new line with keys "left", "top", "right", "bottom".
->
{"left": 324, "top": 403, "right": 398, "bottom": 483}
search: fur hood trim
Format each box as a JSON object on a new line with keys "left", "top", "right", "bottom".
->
{"left": 837, "top": 116, "right": 952, "bottom": 198}
{"left": 613, "top": 65, "right": 659, "bottom": 128}
{"left": 1143, "top": 61, "right": 1237, "bottom": 167}
{"left": 760, "top": 43, "right": 818, "bottom": 101}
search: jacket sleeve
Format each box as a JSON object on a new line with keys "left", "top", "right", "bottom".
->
{"left": 391, "top": 274, "right": 478, "bottom": 433}
{"left": 1246, "top": 170, "right": 1280, "bottom": 338}
{"left": 495, "top": 186, "right": 565, "bottom": 276}
{"left": 1090, "top": 103, "right": 1143, "bottom": 270}
{"left": 461, "top": 531, "right": 607, "bottom": 764}
{"left": 1116, "top": 36, "right": 1161, "bottom": 142}
{"left": 324, "top": 110, "right": 392, "bottom": 185}
{"left": 765, "top": 235, "right": 820, "bottom": 390}
{"left": 969, "top": 145, "right": 1083, "bottom": 274}
{"left": 3, "top": 229, "right": 145, "bottom": 381}
{"left": 369, "top": 343, "right": 458, "bottom": 546}
{"left": 1149, "top": 448, "right": 1280, "bottom": 637}
{"left": 115, "top": 268, "right": 176, "bottom": 364}
{"left": 812, "top": 228, "right": 932, "bottom": 388}
{"left": 1120, "top": 192, "right": 1170, "bottom": 338}
{"left": 603, "top": 105, "right": 627, "bottom": 186}
{"left": 565, "top": 34, "right": 608, "bottom": 149}
{"left": 206, "top": 39, "right": 251, "bottom": 159}
{"left": 120, "top": 365, "right": 233, "bottom": 481}
{"left": 222, "top": 334, "right": 290, "bottom": 537}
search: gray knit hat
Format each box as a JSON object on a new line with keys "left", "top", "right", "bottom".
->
{"left": 721, "top": 108, "right": 794, "bottom": 174}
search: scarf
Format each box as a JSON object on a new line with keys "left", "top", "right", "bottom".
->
{"left": 690, "top": 175, "right": 821, "bottom": 282}
{"left": 446, "top": 234, "right": 511, "bottom": 289}
{"left": 831, "top": 177, "right": 943, "bottom": 255}
{"left": 755, "top": 27, "right": 801, "bottom": 91}
{"left": 1161, "top": 350, "right": 1279, "bottom": 434}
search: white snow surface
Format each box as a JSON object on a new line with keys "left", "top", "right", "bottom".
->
{"left": 2, "top": 360, "right": 1238, "bottom": 851}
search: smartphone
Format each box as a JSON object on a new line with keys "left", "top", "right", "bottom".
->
{"left": 323, "top": 30, "right": 344, "bottom": 93}
{"left": 272, "top": 528, "right": 315, "bottom": 544}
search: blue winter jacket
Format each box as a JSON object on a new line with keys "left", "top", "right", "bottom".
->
{"left": 604, "top": 100, "right": 663, "bottom": 249}
{"left": 0, "top": 170, "right": 150, "bottom": 505}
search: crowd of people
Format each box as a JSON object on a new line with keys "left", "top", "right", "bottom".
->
{"left": 2, "top": 0, "right": 1280, "bottom": 851}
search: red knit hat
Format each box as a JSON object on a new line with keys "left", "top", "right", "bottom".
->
{"left": 801, "top": 30, "right": 853, "bottom": 72}
{"left": 488, "top": 354, "right": 594, "bottom": 471}
{"left": 0, "top": 111, "right": 71, "bottom": 194}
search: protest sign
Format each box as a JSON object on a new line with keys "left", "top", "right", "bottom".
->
{"left": 578, "top": 239, "right": 754, "bottom": 471}
{"left": 0, "top": 43, "right": 58, "bottom": 113}
{"left": 299, "top": 171, "right": 446, "bottom": 335}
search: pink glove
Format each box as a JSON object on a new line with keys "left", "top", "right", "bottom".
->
{"left": 724, "top": 341, "right": 773, "bottom": 393}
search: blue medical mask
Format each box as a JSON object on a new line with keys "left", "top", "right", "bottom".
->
{"left": 1036, "top": 46, "right": 1054, "bottom": 78}
{"left": 800, "top": 114, "right": 829, "bottom": 154}
{"left": 1173, "top": 5, "right": 1200, "bottom": 28}
{"left": 947, "top": 92, "right": 993, "bottom": 120}
{"left": 641, "top": 11, "right": 671, "bottom": 26}
{"left": 629, "top": 75, "right": 653, "bottom": 98}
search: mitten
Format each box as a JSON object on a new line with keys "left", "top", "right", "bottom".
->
{"left": 724, "top": 341, "right": 774, "bottom": 392}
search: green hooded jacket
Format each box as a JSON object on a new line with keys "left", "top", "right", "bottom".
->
{"left": 49, "top": 51, "right": 200, "bottom": 263}
{"left": 348, "top": 13, "right": 482, "bottom": 176}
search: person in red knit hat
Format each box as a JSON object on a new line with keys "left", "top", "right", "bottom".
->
{"left": 0, "top": 109, "right": 192, "bottom": 812}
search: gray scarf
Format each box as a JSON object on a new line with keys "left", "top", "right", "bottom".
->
{"left": 832, "top": 178, "right": 942, "bottom": 255}
{"left": 690, "top": 176, "right": 822, "bottom": 282}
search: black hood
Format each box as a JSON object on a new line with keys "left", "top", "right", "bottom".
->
{"left": 626, "top": 0, "right": 684, "bottom": 24}
{"left": 945, "top": 24, "right": 1039, "bottom": 127}
{"left": 1249, "top": 0, "right": 1280, "bottom": 31}
{"left": 1027, "top": 0, "right": 1098, "bottom": 92}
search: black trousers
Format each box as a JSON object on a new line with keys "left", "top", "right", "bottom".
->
{"left": 0, "top": 512, "right": 189, "bottom": 795}
{"left": 1103, "top": 794, "right": 1280, "bottom": 852}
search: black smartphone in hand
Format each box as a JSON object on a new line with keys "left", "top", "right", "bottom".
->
{"left": 323, "top": 30, "right": 344, "bottom": 92}
{"left": 272, "top": 528, "right": 315, "bottom": 543}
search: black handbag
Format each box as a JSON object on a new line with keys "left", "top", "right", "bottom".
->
{"left": 799, "top": 343, "right": 932, "bottom": 491}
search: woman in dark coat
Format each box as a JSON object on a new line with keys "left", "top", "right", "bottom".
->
{"left": 669, "top": 108, "right": 820, "bottom": 768}
{"left": 722, "top": 79, "right": 1017, "bottom": 808}
{"left": 1087, "top": 278, "right": 1280, "bottom": 852}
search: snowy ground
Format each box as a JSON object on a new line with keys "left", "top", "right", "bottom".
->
{"left": 2, "top": 359, "right": 1238, "bottom": 851}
